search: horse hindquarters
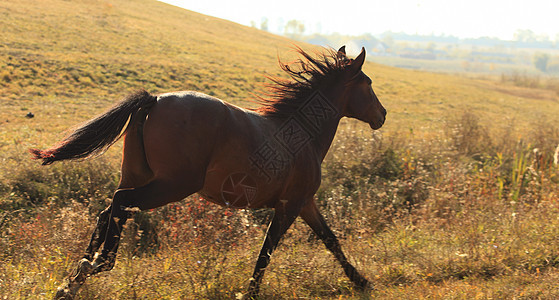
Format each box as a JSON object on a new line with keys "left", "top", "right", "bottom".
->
{"left": 119, "top": 106, "right": 154, "bottom": 189}
{"left": 93, "top": 95, "right": 215, "bottom": 263}
{"left": 82, "top": 103, "right": 155, "bottom": 262}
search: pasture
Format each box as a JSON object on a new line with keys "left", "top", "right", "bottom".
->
{"left": 1, "top": 0, "right": 559, "bottom": 298}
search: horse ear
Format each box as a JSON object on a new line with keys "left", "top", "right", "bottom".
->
{"left": 338, "top": 46, "right": 346, "bottom": 55}
{"left": 349, "top": 47, "right": 366, "bottom": 74}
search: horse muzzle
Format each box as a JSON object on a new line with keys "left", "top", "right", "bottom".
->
{"left": 369, "top": 115, "right": 385, "bottom": 130}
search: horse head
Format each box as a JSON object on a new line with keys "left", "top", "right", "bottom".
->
{"left": 339, "top": 46, "right": 386, "bottom": 130}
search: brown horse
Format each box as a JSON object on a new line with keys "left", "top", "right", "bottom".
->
{"left": 31, "top": 46, "right": 386, "bottom": 299}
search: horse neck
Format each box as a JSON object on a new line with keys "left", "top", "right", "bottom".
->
{"left": 302, "top": 86, "right": 345, "bottom": 162}
{"left": 312, "top": 113, "right": 341, "bottom": 162}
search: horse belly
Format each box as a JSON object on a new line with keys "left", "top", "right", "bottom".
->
{"left": 199, "top": 166, "right": 278, "bottom": 209}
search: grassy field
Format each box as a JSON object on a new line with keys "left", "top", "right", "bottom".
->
{"left": 1, "top": 0, "right": 559, "bottom": 299}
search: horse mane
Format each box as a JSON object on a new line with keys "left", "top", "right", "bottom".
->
{"left": 255, "top": 47, "right": 352, "bottom": 118}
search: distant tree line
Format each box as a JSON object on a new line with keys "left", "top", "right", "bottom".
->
{"left": 250, "top": 19, "right": 559, "bottom": 74}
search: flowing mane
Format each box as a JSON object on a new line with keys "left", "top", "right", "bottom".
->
{"left": 256, "top": 47, "right": 352, "bottom": 118}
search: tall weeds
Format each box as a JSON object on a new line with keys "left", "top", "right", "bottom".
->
{"left": 1, "top": 112, "right": 559, "bottom": 298}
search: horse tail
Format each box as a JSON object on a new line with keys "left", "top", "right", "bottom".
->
{"left": 30, "top": 89, "right": 157, "bottom": 165}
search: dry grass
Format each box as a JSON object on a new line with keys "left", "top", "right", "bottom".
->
{"left": 1, "top": 0, "right": 559, "bottom": 299}
{"left": 2, "top": 114, "right": 558, "bottom": 299}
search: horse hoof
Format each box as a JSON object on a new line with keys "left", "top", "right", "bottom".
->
{"left": 54, "top": 258, "right": 93, "bottom": 299}
{"left": 78, "top": 258, "right": 94, "bottom": 273}
{"left": 238, "top": 292, "right": 258, "bottom": 300}
{"left": 54, "top": 276, "right": 85, "bottom": 300}
{"left": 72, "top": 258, "right": 94, "bottom": 282}
{"left": 239, "top": 287, "right": 260, "bottom": 300}
{"left": 355, "top": 278, "right": 373, "bottom": 291}
{"left": 53, "top": 286, "right": 72, "bottom": 300}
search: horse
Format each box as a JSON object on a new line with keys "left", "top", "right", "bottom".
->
{"left": 31, "top": 45, "right": 386, "bottom": 299}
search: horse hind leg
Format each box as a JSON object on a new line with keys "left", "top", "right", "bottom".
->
{"left": 54, "top": 206, "right": 112, "bottom": 299}
{"left": 83, "top": 107, "right": 155, "bottom": 273}
{"left": 55, "top": 177, "right": 198, "bottom": 300}
{"left": 56, "top": 192, "right": 135, "bottom": 300}
{"left": 53, "top": 204, "right": 121, "bottom": 299}
{"left": 55, "top": 185, "right": 135, "bottom": 298}
{"left": 54, "top": 257, "right": 95, "bottom": 300}
{"left": 82, "top": 206, "right": 112, "bottom": 261}
{"left": 57, "top": 130, "right": 150, "bottom": 297}
{"left": 91, "top": 178, "right": 200, "bottom": 273}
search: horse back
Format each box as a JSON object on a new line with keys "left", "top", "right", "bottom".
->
{"left": 137, "top": 91, "right": 319, "bottom": 208}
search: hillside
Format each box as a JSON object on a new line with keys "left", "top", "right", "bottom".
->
{"left": 1, "top": 0, "right": 558, "bottom": 140}
{"left": 1, "top": 1, "right": 559, "bottom": 299}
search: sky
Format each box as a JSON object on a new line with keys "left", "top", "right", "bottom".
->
{"left": 161, "top": 0, "right": 558, "bottom": 41}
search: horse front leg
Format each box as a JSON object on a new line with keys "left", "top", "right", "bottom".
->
{"left": 244, "top": 201, "right": 299, "bottom": 299}
{"left": 299, "top": 199, "right": 370, "bottom": 290}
